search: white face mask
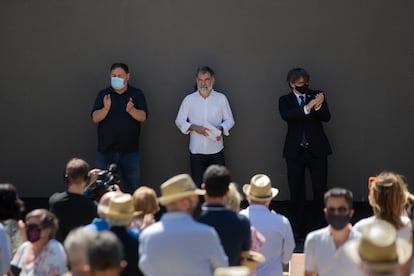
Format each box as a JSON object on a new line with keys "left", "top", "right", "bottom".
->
{"left": 111, "top": 77, "right": 125, "bottom": 90}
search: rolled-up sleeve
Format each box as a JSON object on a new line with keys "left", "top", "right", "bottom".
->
{"left": 175, "top": 97, "right": 192, "bottom": 134}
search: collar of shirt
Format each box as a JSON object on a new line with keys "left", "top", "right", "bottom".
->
{"left": 202, "top": 204, "right": 227, "bottom": 211}
{"left": 293, "top": 90, "right": 306, "bottom": 103}
{"left": 161, "top": 211, "right": 193, "bottom": 222}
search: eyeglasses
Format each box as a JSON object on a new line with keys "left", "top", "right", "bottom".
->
{"left": 326, "top": 206, "right": 349, "bottom": 215}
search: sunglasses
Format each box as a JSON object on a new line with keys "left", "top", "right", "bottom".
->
{"left": 326, "top": 206, "right": 349, "bottom": 215}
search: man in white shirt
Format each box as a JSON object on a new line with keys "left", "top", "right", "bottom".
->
{"left": 139, "top": 174, "right": 228, "bottom": 276}
{"left": 240, "top": 174, "right": 295, "bottom": 276}
{"left": 304, "top": 188, "right": 363, "bottom": 276}
{"left": 175, "top": 66, "right": 235, "bottom": 186}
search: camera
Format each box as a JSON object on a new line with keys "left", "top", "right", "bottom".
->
{"left": 84, "top": 164, "right": 120, "bottom": 202}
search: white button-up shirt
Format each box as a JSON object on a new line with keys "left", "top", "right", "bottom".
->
{"left": 139, "top": 212, "right": 228, "bottom": 276}
{"left": 240, "top": 205, "right": 295, "bottom": 276}
{"left": 175, "top": 90, "right": 235, "bottom": 154}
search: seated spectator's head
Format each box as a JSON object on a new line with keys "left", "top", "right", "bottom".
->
{"left": 344, "top": 219, "right": 412, "bottom": 275}
{"left": 323, "top": 188, "right": 354, "bottom": 230}
{"left": 368, "top": 171, "right": 408, "bottom": 229}
{"left": 243, "top": 174, "right": 278, "bottom": 206}
{"left": 65, "top": 158, "right": 90, "bottom": 186}
{"left": 0, "top": 183, "right": 24, "bottom": 221}
{"left": 225, "top": 183, "right": 242, "bottom": 212}
{"left": 64, "top": 227, "right": 98, "bottom": 276}
{"left": 88, "top": 231, "right": 126, "bottom": 276}
{"left": 132, "top": 186, "right": 159, "bottom": 218}
{"left": 158, "top": 174, "right": 205, "bottom": 213}
{"left": 100, "top": 193, "right": 141, "bottom": 227}
{"left": 25, "top": 209, "right": 59, "bottom": 243}
{"left": 202, "top": 165, "right": 231, "bottom": 198}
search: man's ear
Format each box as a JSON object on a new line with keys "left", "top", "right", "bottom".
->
{"left": 323, "top": 207, "right": 327, "bottom": 215}
{"left": 201, "top": 183, "right": 206, "bottom": 190}
{"left": 349, "top": 209, "right": 355, "bottom": 218}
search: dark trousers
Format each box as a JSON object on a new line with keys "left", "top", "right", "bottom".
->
{"left": 286, "top": 147, "right": 328, "bottom": 238}
{"left": 190, "top": 150, "right": 225, "bottom": 186}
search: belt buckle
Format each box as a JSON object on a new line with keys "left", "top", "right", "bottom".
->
{"left": 300, "top": 143, "right": 309, "bottom": 149}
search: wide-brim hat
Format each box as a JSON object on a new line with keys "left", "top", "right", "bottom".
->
{"left": 158, "top": 174, "right": 205, "bottom": 206}
{"left": 214, "top": 266, "right": 250, "bottom": 276}
{"left": 243, "top": 174, "right": 278, "bottom": 201}
{"left": 100, "top": 193, "right": 142, "bottom": 220}
{"left": 344, "top": 219, "right": 412, "bottom": 273}
{"left": 240, "top": 250, "right": 266, "bottom": 272}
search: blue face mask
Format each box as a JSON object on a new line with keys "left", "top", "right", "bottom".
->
{"left": 111, "top": 77, "right": 125, "bottom": 90}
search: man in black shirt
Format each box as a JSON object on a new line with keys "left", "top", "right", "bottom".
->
{"left": 49, "top": 158, "right": 97, "bottom": 242}
{"left": 91, "top": 62, "right": 148, "bottom": 194}
{"left": 198, "top": 165, "right": 251, "bottom": 266}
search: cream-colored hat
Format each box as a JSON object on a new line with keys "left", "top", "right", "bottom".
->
{"left": 214, "top": 266, "right": 250, "bottom": 276}
{"left": 344, "top": 219, "right": 412, "bottom": 273}
{"left": 240, "top": 251, "right": 266, "bottom": 272}
{"left": 243, "top": 174, "right": 279, "bottom": 201}
{"left": 100, "top": 193, "right": 142, "bottom": 220}
{"left": 158, "top": 174, "right": 205, "bottom": 206}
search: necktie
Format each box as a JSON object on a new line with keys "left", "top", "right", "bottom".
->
{"left": 299, "top": 96, "right": 308, "bottom": 145}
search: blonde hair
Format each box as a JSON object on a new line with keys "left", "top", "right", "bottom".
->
{"left": 132, "top": 186, "right": 159, "bottom": 217}
{"left": 225, "top": 183, "right": 242, "bottom": 212}
{"left": 368, "top": 171, "right": 409, "bottom": 229}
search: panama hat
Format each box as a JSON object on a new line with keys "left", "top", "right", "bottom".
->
{"left": 100, "top": 193, "right": 142, "bottom": 220}
{"left": 243, "top": 174, "right": 279, "bottom": 201}
{"left": 158, "top": 174, "right": 205, "bottom": 205}
{"left": 214, "top": 266, "right": 250, "bottom": 276}
{"left": 344, "top": 219, "right": 412, "bottom": 273}
{"left": 240, "top": 250, "right": 266, "bottom": 272}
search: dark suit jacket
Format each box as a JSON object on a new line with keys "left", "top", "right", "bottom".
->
{"left": 279, "top": 90, "right": 332, "bottom": 159}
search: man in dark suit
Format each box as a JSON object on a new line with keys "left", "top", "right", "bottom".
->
{"left": 278, "top": 68, "right": 332, "bottom": 240}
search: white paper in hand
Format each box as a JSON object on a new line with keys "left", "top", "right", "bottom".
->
{"left": 204, "top": 121, "right": 222, "bottom": 141}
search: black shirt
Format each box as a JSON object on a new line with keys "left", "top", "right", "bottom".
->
{"left": 92, "top": 86, "right": 148, "bottom": 153}
{"left": 49, "top": 191, "right": 97, "bottom": 242}
{"left": 199, "top": 204, "right": 251, "bottom": 266}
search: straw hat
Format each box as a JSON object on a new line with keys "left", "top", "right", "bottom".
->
{"left": 158, "top": 174, "right": 205, "bottom": 205}
{"left": 243, "top": 174, "right": 279, "bottom": 201}
{"left": 240, "top": 250, "right": 266, "bottom": 272}
{"left": 344, "top": 219, "right": 412, "bottom": 273}
{"left": 214, "top": 266, "right": 250, "bottom": 276}
{"left": 100, "top": 193, "right": 142, "bottom": 220}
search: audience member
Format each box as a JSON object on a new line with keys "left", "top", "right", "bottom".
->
{"left": 11, "top": 209, "right": 68, "bottom": 275}
{"left": 84, "top": 191, "right": 120, "bottom": 232}
{"left": 64, "top": 227, "right": 98, "bottom": 276}
{"left": 225, "top": 183, "right": 266, "bottom": 276}
{"left": 88, "top": 231, "right": 126, "bottom": 276}
{"left": 198, "top": 165, "right": 251, "bottom": 266}
{"left": 130, "top": 186, "right": 159, "bottom": 231}
{"left": 344, "top": 219, "right": 412, "bottom": 276}
{"left": 354, "top": 171, "right": 413, "bottom": 275}
{"left": 240, "top": 174, "right": 295, "bottom": 276}
{"left": 101, "top": 193, "right": 142, "bottom": 276}
{"left": 304, "top": 188, "right": 363, "bottom": 276}
{"left": 0, "top": 183, "right": 19, "bottom": 275}
{"left": 139, "top": 173, "right": 228, "bottom": 275}
{"left": 49, "top": 158, "right": 97, "bottom": 242}
{"left": 0, "top": 183, "right": 25, "bottom": 255}
{"left": 175, "top": 66, "right": 235, "bottom": 186}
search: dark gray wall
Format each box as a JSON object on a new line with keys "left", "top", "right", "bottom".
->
{"left": 1, "top": 0, "right": 413, "bottom": 200}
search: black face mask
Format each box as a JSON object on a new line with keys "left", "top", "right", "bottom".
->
{"left": 295, "top": 84, "right": 308, "bottom": 94}
{"left": 325, "top": 213, "right": 351, "bottom": 230}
